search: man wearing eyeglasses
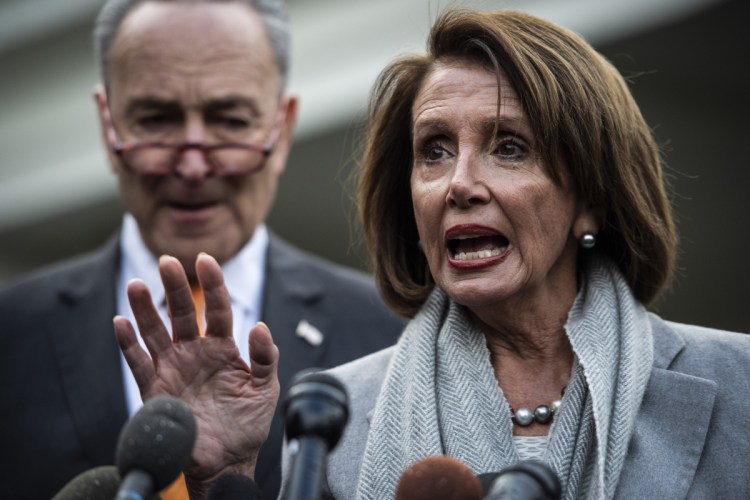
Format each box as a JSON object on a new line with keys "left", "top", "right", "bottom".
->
{"left": 0, "top": 1, "right": 404, "bottom": 499}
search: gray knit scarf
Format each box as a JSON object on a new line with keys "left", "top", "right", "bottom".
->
{"left": 355, "top": 257, "right": 654, "bottom": 500}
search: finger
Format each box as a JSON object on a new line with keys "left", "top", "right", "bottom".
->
{"left": 248, "top": 321, "right": 279, "bottom": 381}
{"left": 127, "top": 279, "right": 173, "bottom": 358}
{"left": 196, "top": 253, "right": 233, "bottom": 339}
{"left": 159, "top": 255, "right": 200, "bottom": 342}
{"left": 113, "top": 315, "right": 156, "bottom": 394}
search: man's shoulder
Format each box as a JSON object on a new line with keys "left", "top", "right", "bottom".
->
{"left": 0, "top": 238, "right": 118, "bottom": 308}
{"left": 267, "top": 233, "right": 375, "bottom": 288}
{"left": 264, "top": 233, "right": 405, "bottom": 346}
{"left": 266, "top": 233, "right": 400, "bottom": 321}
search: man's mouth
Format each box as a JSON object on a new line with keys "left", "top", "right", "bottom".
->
{"left": 168, "top": 200, "right": 218, "bottom": 212}
{"left": 447, "top": 234, "right": 509, "bottom": 261}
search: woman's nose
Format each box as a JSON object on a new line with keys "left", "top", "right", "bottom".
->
{"left": 446, "top": 153, "right": 490, "bottom": 208}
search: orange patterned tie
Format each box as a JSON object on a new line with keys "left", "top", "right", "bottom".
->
{"left": 190, "top": 281, "right": 206, "bottom": 336}
{"left": 158, "top": 282, "right": 206, "bottom": 499}
{"left": 159, "top": 475, "right": 189, "bottom": 500}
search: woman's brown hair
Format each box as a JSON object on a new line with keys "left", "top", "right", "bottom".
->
{"left": 358, "top": 9, "right": 677, "bottom": 317}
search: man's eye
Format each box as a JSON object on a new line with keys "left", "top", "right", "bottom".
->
{"left": 137, "top": 114, "right": 178, "bottom": 128}
{"left": 214, "top": 116, "right": 250, "bottom": 129}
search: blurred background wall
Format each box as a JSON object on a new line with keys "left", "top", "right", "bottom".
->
{"left": 0, "top": 0, "right": 747, "bottom": 331}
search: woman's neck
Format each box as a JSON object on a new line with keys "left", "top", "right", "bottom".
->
{"left": 471, "top": 303, "right": 575, "bottom": 436}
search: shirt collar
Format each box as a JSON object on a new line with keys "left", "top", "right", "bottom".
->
{"left": 120, "top": 214, "right": 165, "bottom": 307}
{"left": 119, "top": 213, "right": 268, "bottom": 316}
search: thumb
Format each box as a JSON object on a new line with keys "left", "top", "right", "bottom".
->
{"left": 249, "top": 321, "right": 279, "bottom": 380}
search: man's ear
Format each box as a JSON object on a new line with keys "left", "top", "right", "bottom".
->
{"left": 270, "top": 92, "right": 298, "bottom": 175}
{"left": 92, "top": 84, "right": 118, "bottom": 173}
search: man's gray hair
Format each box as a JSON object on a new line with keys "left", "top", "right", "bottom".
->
{"left": 93, "top": 0, "right": 291, "bottom": 89}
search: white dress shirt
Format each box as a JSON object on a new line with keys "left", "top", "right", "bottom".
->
{"left": 116, "top": 214, "right": 268, "bottom": 415}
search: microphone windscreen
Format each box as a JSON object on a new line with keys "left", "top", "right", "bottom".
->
{"left": 115, "top": 395, "right": 197, "bottom": 490}
{"left": 478, "top": 472, "right": 502, "bottom": 495}
{"left": 282, "top": 369, "right": 349, "bottom": 450}
{"left": 206, "top": 473, "right": 264, "bottom": 500}
{"left": 51, "top": 466, "right": 121, "bottom": 500}
{"left": 394, "top": 455, "right": 483, "bottom": 500}
{"left": 485, "top": 461, "right": 562, "bottom": 500}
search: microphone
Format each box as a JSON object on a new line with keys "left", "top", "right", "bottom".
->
{"left": 115, "top": 395, "right": 197, "bottom": 500}
{"left": 52, "top": 466, "right": 121, "bottom": 500}
{"left": 394, "top": 455, "right": 483, "bottom": 500}
{"left": 281, "top": 369, "right": 349, "bottom": 500}
{"left": 206, "top": 473, "right": 265, "bottom": 500}
{"left": 52, "top": 466, "right": 161, "bottom": 500}
{"left": 483, "top": 461, "right": 561, "bottom": 500}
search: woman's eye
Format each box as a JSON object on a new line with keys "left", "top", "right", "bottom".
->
{"left": 417, "top": 139, "right": 451, "bottom": 162}
{"left": 496, "top": 139, "right": 526, "bottom": 159}
{"left": 426, "top": 146, "right": 447, "bottom": 161}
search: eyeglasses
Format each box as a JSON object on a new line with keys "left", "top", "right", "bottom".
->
{"left": 112, "top": 139, "right": 277, "bottom": 176}
{"left": 106, "top": 112, "right": 283, "bottom": 176}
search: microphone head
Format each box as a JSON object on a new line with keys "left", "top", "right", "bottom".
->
{"left": 478, "top": 471, "right": 502, "bottom": 495}
{"left": 282, "top": 369, "right": 349, "bottom": 451}
{"left": 394, "top": 455, "right": 483, "bottom": 500}
{"left": 485, "top": 461, "right": 562, "bottom": 500}
{"left": 115, "top": 395, "right": 197, "bottom": 491}
{"left": 51, "top": 466, "right": 121, "bottom": 500}
{"left": 206, "top": 473, "right": 263, "bottom": 500}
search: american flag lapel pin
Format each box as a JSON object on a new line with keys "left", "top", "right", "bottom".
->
{"left": 295, "top": 319, "right": 324, "bottom": 346}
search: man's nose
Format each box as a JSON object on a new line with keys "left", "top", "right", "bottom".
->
{"left": 175, "top": 119, "right": 211, "bottom": 179}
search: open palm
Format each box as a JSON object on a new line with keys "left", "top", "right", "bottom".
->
{"left": 114, "top": 254, "right": 279, "bottom": 494}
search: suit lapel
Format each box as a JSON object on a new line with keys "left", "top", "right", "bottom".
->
{"left": 261, "top": 234, "right": 328, "bottom": 381}
{"left": 256, "top": 234, "right": 329, "bottom": 486}
{"left": 48, "top": 238, "right": 128, "bottom": 465}
{"left": 615, "top": 317, "right": 716, "bottom": 499}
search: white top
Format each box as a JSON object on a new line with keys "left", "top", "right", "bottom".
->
{"left": 116, "top": 214, "right": 268, "bottom": 415}
{"left": 513, "top": 435, "right": 548, "bottom": 462}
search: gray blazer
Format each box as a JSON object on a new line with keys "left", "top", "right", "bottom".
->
{"left": 312, "top": 314, "right": 750, "bottom": 499}
{"left": 0, "top": 231, "right": 405, "bottom": 500}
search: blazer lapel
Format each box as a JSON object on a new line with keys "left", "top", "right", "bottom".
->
{"left": 48, "top": 238, "right": 129, "bottom": 465}
{"left": 615, "top": 317, "right": 717, "bottom": 499}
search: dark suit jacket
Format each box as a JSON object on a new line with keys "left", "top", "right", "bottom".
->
{"left": 319, "top": 314, "right": 750, "bottom": 499}
{"left": 0, "top": 232, "right": 405, "bottom": 500}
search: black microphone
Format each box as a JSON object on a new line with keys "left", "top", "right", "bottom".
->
{"left": 52, "top": 466, "right": 161, "bottom": 500}
{"left": 281, "top": 369, "right": 349, "bottom": 500}
{"left": 114, "top": 395, "right": 197, "bottom": 500}
{"left": 206, "top": 473, "right": 265, "bottom": 500}
{"left": 52, "top": 466, "right": 121, "bottom": 500}
{"left": 482, "top": 461, "right": 561, "bottom": 500}
{"left": 394, "top": 455, "right": 483, "bottom": 500}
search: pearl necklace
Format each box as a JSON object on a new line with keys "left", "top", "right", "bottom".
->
{"left": 509, "top": 388, "right": 565, "bottom": 426}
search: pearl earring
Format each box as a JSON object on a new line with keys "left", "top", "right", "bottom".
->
{"left": 580, "top": 232, "right": 596, "bottom": 249}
